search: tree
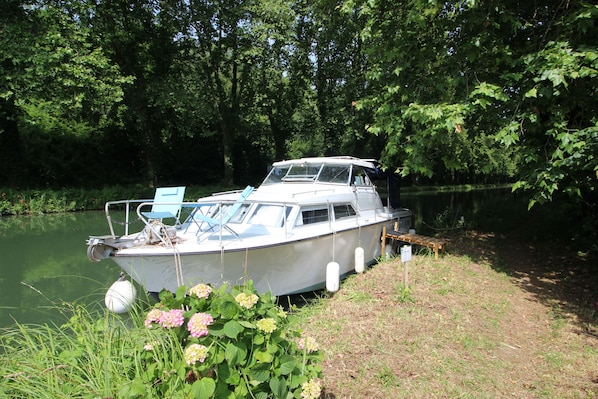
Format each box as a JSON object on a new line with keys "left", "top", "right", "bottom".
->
{"left": 345, "top": 0, "right": 597, "bottom": 206}
{"left": 0, "top": 1, "right": 129, "bottom": 187}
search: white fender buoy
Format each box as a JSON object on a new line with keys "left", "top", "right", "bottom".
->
{"left": 105, "top": 274, "right": 137, "bottom": 314}
{"left": 354, "top": 247, "right": 365, "bottom": 273}
{"left": 326, "top": 262, "right": 340, "bottom": 293}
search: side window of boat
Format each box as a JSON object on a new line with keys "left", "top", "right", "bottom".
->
{"left": 296, "top": 206, "right": 329, "bottom": 226}
{"left": 229, "top": 204, "right": 251, "bottom": 223}
{"left": 248, "top": 204, "right": 284, "bottom": 226}
{"left": 333, "top": 204, "right": 357, "bottom": 220}
{"left": 318, "top": 165, "right": 350, "bottom": 184}
{"left": 352, "top": 167, "right": 372, "bottom": 186}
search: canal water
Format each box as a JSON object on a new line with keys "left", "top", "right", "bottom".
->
{"left": 0, "top": 211, "right": 119, "bottom": 328}
{"left": 0, "top": 187, "right": 523, "bottom": 328}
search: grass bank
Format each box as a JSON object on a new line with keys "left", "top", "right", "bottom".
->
{"left": 0, "top": 185, "right": 227, "bottom": 216}
{"left": 295, "top": 230, "right": 598, "bottom": 398}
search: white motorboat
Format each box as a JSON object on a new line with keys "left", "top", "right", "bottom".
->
{"left": 87, "top": 156, "right": 412, "bottom": 296}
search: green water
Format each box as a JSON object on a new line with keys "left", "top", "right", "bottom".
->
{"left": 0, "top": 211, "right": 120, "bottom": 328}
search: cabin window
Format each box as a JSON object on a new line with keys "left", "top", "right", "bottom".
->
{"left": 351, "top": 166, "right": 372, "bottom": 186}
{"left": 281, "top": 163, "right": 322, "bottom": 182}
{"left": 296, "top": 206, "right": 329, "bottom": 226}
{"left": 333, "top": 204, "right": 357, "bottom": 220}
{"left": 317, "top": 164, "right": 350, "bottom": 184}
{"left": 262, "top": 166, "right": 290, "bottom": 185}
{"left": 248, "top": 204, "right": 284, "bottom": 227}
{"left": 207, "top": 203, "right": 249, "bottom": 223}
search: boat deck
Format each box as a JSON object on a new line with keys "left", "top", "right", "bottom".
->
{"left": 382, "top": 226, "right": 447, "bottom": 259}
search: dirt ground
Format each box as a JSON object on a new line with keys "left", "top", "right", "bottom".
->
{"left": 303, "top": 230, "right": 598, "bottom": 398}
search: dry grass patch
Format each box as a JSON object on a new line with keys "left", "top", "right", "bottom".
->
{"left": 298, "top": 231, "right": 598, "bottom": 399}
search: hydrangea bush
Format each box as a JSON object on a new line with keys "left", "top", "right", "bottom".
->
{"left": 122, "top": 281, "right": 322, "bottom": 399}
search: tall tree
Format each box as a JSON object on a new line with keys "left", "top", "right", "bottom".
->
{"left": 312, "top": 0, "right": 373, "bottom": 157}
{"left": 88, "top": 0, "right": 185, "bottom": 187}
{"left": 0, "top": 1, "right": 129, "bottom": 187}
{"left": 344, "top": 0, "right": 597, "bottom": 203}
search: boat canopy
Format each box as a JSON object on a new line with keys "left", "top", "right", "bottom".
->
{"left": 261, "top": 157, "right": 384, "bottom": 186}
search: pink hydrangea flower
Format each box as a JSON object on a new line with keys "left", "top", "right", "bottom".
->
{"left": 187, "top": 312, "right": 214, "bottom": 338}
{"left": 159, "top": 309, "right": 184, "bottom": 328}
{"left": 144, "top": 308, "right": 163, "bottom": 328}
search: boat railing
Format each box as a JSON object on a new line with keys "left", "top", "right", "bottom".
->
{"left": 135, "top": 199, "right": 258, "bottom": 247}
{"left": 291, "top": 188, "right": 336, "bottom": 198}
{"left": 105, "top": 197, "right": 221, "bottom": 240}
{"left": 105, "top": 198, "right": 153, "bottom": 238}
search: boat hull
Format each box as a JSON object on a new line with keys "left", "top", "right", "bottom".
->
{"left": 112, "top": 221, "right": 392, "bottom": 295}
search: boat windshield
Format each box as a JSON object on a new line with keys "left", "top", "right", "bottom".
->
{"left": 263, "top": 163, "right": 351, "bottom": 185}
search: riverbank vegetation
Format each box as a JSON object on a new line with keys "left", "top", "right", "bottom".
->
{"left": 0, "top": 185, "right": 226, "bottom": 216}
{"left": 0, "top": 282, "right": 323, "bottom": 399}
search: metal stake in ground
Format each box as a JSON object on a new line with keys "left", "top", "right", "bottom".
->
{"left": 400, "top": 245, "right": 412, "bottom": 288}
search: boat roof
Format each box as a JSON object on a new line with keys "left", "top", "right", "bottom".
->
{"left": 271, "top": 156, "right": 378, "bottom": 169}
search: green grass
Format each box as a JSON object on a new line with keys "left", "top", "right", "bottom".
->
{"left": 294, "top": 231, "right": 598, "bottom": 399}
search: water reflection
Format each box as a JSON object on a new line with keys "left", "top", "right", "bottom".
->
{"left": 0, "top": 212, "right": 119, "bottom": 327}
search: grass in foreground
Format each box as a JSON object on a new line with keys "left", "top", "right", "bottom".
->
{"left": 296, "top": 231, "right": 598, "bottom": 399}
{"left": 0, "top": 283, "right": 322, "bottom": 399}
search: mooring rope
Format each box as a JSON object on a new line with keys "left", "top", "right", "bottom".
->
{"left": 158, "top": 221, "right": 184, "bottom": 287}
{"left": 173, "top": 246, "right": 183, "bottom": 287}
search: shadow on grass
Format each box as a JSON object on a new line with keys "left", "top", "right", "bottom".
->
{"left": 443, "top": 202, "right": 598, "bottom": 339}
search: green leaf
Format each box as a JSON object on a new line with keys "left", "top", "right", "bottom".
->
{"left": 238, "top": 320, "right": 254, "bottom": 329}
{"left": 118, "top": 381, "right": 147, "bottom": 397}
{"left": 524, "top": 87, "right": 537, "bottom": 98}
{"left": 250, "top": 363, "right": 271, "bottom": 382}
{"left": 254, "top": 350, "right": 273, "bottom": 363}
{"left": 225, "top": 342, "right": 248, "bottom": 365}
{"left": 191, "top": 378, "right": 216, "bottom": 399}
{"left": 175, "top": 285, "right": 188, "bottom": 300}
{"left": 253, "top": 334, "right": 265, "bottom": 345}
{"left": 269, "top": 377, "right": 287, "bottom": 398}
{"left": 278, "top": 355, "right": 298, "bottom": 375}
{"left": 219, "top": 300, "right": 238, "bottom": 319}
{"left": 223, "top": 320, "right": 245, "bottom": 339}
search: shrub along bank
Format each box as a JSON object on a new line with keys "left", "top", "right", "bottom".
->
{"left": 0, "top": 186, "right": 226, "bottom": 216}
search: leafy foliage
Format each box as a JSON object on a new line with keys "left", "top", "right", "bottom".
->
{"left": 1, "top": 1, "right": 596, "bottom": 243}
{"left": 137, "top": 281, "right": 323, "bottom": 398}
{"left": 349, "top": 0, "right": 597, "bottom": 208}
{"left": 0, "top": 282, "right": 323, "bottom": 398}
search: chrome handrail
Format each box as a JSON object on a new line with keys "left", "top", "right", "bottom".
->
{"left": 105, "top": 199, "right": 153, "bottom": 238}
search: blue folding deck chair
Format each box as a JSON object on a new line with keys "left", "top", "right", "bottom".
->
{"left": 142, "top": 186, "right": 186, "bottom": 226}
{"left": 194, "top": 185, "right": 254, "bottom": 237}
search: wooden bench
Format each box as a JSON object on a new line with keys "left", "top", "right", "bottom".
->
{"left": 382, "top": 226, "right": 447, "bottom": 259}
